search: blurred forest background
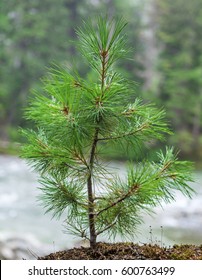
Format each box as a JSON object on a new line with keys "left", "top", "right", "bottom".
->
{"left": 1, "top": 0, "right": 202, "bottom": 161}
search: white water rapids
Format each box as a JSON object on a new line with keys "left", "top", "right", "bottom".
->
{"left": 0, "top": 155, "right": 202, "bottom": 254}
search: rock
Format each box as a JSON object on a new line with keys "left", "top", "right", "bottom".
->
{"left": 0, "top": 233, "right": 55, "bottom": 260}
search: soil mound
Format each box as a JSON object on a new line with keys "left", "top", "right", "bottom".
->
{"left": 38, "top": 242, "right": 202, "bottom": 260}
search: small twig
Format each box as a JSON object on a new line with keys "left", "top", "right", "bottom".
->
{"left": 160, "top": 226, "right": 163, "bottom": 248}
{"left": 73, "top": 150, "right": 89, "bottom": 167}
{"left": 159, "top": 161, "right": 173, "bottom": 175}
{"left": 149, "top": 225, "right": 153, "bottom": 244}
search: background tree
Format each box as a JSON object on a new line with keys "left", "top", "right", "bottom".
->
{"left": 0, "top": 0, "right": 66, "bottom": 138}
{"left": 21, "top": 17, "right": 194, "bottom": 248}
{"left": 0, "top": 0, "right": 93, "bottom": 140}
{"left": 154, "top": 0, "right": 202, "bottom": 159}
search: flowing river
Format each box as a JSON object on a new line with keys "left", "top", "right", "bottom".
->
{"left": 0, "top": 155, "right": 202, "bottom": 255}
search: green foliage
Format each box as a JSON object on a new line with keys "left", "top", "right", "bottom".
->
{"left": 155, "top": 0, "right": 202, "bottom": 159}
{"left": 0, "top": 0, "right": 144, "bottom": 144}
{"left": 21, "top": 16, "right": 194, "bottom": 247}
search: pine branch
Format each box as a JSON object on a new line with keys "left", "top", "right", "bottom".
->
{"left": 97, "top": 124, "right": 148, "bottom": 141}
{"left": 38, "top": 177, "right": 88, "bottom": 219}
{"left": 96, "top": 183, "right": 139, "bottom": 217}
{"left": 72, "top": 149, "right": 89, "bottom": 168}
{"left": 65, "top": 221, "right": 90, "bottom": 241}
{"left": 63, "top": 163, "right": 86, "bottom": 173}
{"left": 96, "top": 215, "right": 119, "bottom": 236}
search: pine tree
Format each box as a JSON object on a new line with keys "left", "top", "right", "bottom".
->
{"left": 155, "top": 0, "right": 202, "bottom": 159}
{"left": 21, "top": 16, "right": 194, "bottom": 248}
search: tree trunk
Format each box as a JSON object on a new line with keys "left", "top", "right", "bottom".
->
{"left": 87, "top": 128, "right": 99, "bottom": 248}
{"left": 192, "top": 102, "right": 201, "bottom": 158}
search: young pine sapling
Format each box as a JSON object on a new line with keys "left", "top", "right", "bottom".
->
{"left": 21, "top": 17, "right": 194, "bottom": 248}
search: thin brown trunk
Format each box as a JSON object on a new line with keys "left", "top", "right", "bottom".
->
{"left": 87, "top": 128, "right": 99, "bottom": 248}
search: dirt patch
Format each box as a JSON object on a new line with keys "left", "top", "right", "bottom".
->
{"left": 38, "top": 242, "right": 202, "bottom": 260}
